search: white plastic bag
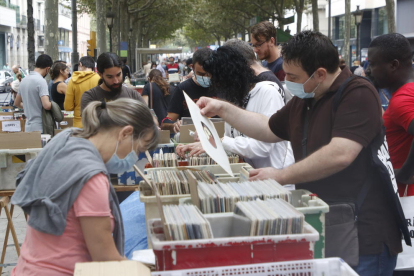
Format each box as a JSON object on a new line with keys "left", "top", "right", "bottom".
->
{"left": 395, "top": 188, "right": 414, "bottom": 271}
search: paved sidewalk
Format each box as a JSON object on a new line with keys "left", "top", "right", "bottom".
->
{"left": 0, "top": 203, "right": 26, "bottom": 276}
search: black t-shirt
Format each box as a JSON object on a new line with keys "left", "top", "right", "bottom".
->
{"left": 51, "top": 81, "right": 65, "bottom": 110}
{"left": 81, "top": 85, "right": 144, "bottom": 112}
{"left": 167, "top": 78, "right": 212, "bottom": 119}
{"left": 142, "top": 82, "right": 175, "bottom": 125}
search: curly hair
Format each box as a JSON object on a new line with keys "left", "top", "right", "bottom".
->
{"left": 203, "top": 46, "right": 260, "bottom": 107}
{"left": 148, "top": 69, "right": 170, "bottom": 96}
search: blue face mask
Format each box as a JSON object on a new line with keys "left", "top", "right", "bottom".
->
{"left": 195, "top": 74, "right": 211, "bottom": 88}
{"left": 285, "top": 72, "right": 320, "bottom": 99}
{"left": 105, "top": 136, "right": 139, "bottom": 174}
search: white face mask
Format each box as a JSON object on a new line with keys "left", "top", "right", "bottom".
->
{"left": 285, "top": 72, "right": 320, "bottom": 99}
{"left": 105, "top": 136, "right": 138, "bottom": 174}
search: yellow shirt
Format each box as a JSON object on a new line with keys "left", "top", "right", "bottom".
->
{"left": 64, "top": 71, "right": 100, "bottom": 128}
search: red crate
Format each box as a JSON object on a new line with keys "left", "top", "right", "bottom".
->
{"left": 148, "top": 214, "right": 319, "bottom": 271}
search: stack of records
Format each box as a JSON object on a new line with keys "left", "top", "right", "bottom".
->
{"left": 198, "top": 180, "right": 292, "bottom": 214}
{"left": 150, "top": 169, "right": 216, "bottom": 195}
{"left": 153, "top": 151, "right": 178, "bottom": 167}
{"left": 234, "top": 199, "right": 304, "bottom": 236}
{"left": 163, "top": 204, "right": 214, "bottom": 240}
{"left": 188, "top": 152, "right": 240, "bottom": 166}
{"left": 234, "top": 198, "right": 305, "bottom": 236}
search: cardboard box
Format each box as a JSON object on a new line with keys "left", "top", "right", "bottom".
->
{"left": 0, "top": 112, "right": 14, "bottom": 121}
{"left": 54, "top": 129, "right": 64, "bottom": 136}
{"left": 0, "top": 132, "right": 41, "bottom": 149}
{"left": 179, "top": 121, "right": 225, "bottom": 143}
{"left": 58, "top": 117, "right": 73, "bottom": 129}
{"left": 0, "top": 120, "right": 25, "bottom": 133}
{"left": 74, "top": 261, "right": 151, "bottom": 276}
{"left": 159, "top": 130, "right": 170, "bottom": 144}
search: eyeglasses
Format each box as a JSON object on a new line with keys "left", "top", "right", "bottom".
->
{"left": 250, "top": 40, "right": 267, "bottom": 49}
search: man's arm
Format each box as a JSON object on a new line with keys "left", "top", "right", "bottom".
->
{"left": 41, "top": 95, "right": 52, "bottom": 110}
{"left": 161, "top": 112, "right": 180, "bottom": 133}
{"left": 249, "top": 137, "right": 363, "bottom": 184}
{"left": 197, "top": 97, "right": 282, "bottom": 143}
{"left": 396, "top": 119, "right": 414, "bottom": 184}
{"left": 14, "top": 94, "right": 23, "bottom": 108}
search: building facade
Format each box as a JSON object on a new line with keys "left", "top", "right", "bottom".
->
{"left": 329, "top": 0, "right": 414, "bottom": 63}
{"left": 0, "top": 0, "right": 91, "bottom": 70}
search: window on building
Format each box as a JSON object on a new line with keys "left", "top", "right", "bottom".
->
{"left": 375, "top": 7, "right": 388, "bottom": 36}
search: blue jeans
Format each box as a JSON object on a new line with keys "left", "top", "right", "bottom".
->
{"left": 353, "top": 244, "right": 398, "bottom": 276}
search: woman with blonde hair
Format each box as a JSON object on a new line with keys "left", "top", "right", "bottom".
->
{"left": 142, "top": 69, "right": 175, "bottom": 125}
{"left": 11, "top": 98, "right": 159, "bottom": 276}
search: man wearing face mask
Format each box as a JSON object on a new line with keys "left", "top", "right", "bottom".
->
{"left": 161, "top": 47, "right": 214, "bottom": 133}
{"left": 195, "top": 31, "right": 407, "bottom": 275}
{"left": 14, "top": 54, "right": 53, "bottom": 132}
{"left": 81, "top": 52, "right": 145, "bottom": 112}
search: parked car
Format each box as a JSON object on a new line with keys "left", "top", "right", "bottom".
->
{"left": 0, "top": 70, "right": 14, "bottom": 93}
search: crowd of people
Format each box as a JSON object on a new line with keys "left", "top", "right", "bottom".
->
{"left": 4, "top": 19, "right": 414, "bottom": 276}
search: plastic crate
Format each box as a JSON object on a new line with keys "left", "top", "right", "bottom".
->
{"left": 148, "top": 213, "right": 319, "bottom": 271}
{"left": 179, "top": 187, "right": 329, "bottom": 259}
{"left": 144, "top": 163, "right": 252, "bottom": 179}
{"left": 151, "top": 258, "right": 357, "bottom": 276}
{"left": 0, "top": 148, "right": 42, "bottom": 190}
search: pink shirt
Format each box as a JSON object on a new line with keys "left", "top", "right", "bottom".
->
{"left": 12, "top": 173, "right": 114, "bottom": 276}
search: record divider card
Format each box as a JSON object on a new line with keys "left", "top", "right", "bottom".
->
{"left": 134, "top": 165, "right": 172, "bottom": 241}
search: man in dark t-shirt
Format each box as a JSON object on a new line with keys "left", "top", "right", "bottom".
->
{"left": 81, "top": 53, "right": 144, "bottom": 112}
{"left": 161, "top": 47, "right": 213, "bottom": 133}
{"left": 250, "top": 21, "right": 286, "bottom": 81}
{"left": 194, "top": 31, "right": 405, "bottom": 275}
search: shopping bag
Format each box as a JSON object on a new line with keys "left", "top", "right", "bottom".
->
{"left": 395, "top": 192, "right": 414, "bottom": 270}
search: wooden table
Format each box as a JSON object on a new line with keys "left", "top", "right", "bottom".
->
{"left": 0, "top": 191, "right": 20, "bottom": 274}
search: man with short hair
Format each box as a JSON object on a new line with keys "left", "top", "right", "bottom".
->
{"left": 14, "top": 54, "right": 53, "bottom": 132}
{"left": 64, "top": 56, "right": 101, "bottom": 128}
{"left": 166, "top": 57, "right": 180, "bottom": 75}
{"left": 161, "top": 48, "right": 213, "bottom": 133}
{"left": 196, "top": 31, "right": 407, "bottom": 275}
{"left": 250, "top": 21, "right": 285, "bottom": 82}
{"left": 81, "top": 52, "right": 145, "bottom": 112}
{"left": 367, "top": 33, "right": 414, "bottom": 197}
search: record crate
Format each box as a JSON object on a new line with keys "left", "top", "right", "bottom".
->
{"left": 148, "top": 213, "right": 319, "bottom": 271}
{"left": 151, "top": 257, "right": 357, "bottom": 276}
{"left": 179, "top": 186, "right": 329, "bottom": 259}
{"left": 140, "top": 163, "right": 253, "bottom": 222}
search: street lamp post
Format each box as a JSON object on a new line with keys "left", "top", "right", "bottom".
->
{"left": 353, "top": 5, "right": 363, "bottom": 63}
{"left": 128, "top": 28, "right": 132, "bottom": 70}
{"left": 106, "top": 8, "right": 115, "bottom": 53}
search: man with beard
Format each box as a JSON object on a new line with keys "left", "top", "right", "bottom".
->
{"left": 81, "top": 52, "right": 145, "bottom": 112}
{"left": 250, "top": 21, "right": 285, "bottom": 82}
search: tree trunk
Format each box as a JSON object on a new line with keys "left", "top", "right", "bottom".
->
{"left": 344, "top": 0, "right": 351, "bottom": 67}
{"left": 295, "top": 0, "right": 305, "bottom": 33}
{"left": 311, "top": 0, "right": 319, "bottom": 32}
{"left": 27, "top": 0, "right": 35, "bottom": 71}
{"left": 111, "top": 1, "right": 120, "bottom": 54}
{"left": 44, "top": 0, "right": 58, "bottom": 61}
{"left": 96, "top": 0, "right": 107, "bottom": 55}
{"left": 385, "top": 0, "right": 396, "bottom": 33}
